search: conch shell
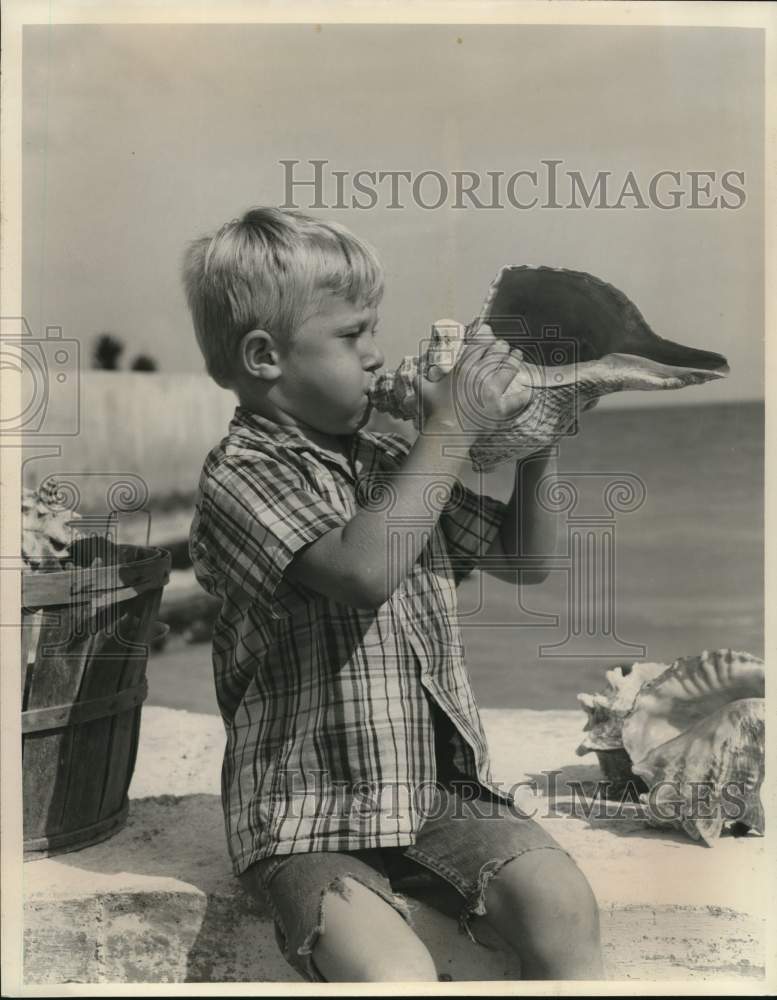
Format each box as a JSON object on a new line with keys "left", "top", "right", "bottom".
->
{"left": 370, "top": 320, "right": 466, "bottom": 421}
{"left": 621, "top": 649, "right": 765, "bottom": 767}
{"left": 21, "top": 481, "right": 81, "bottom": 570}
{"left": 369, "top": 266, "right": 729, "bottom": 470}
{"left": 577, "top": 649, "right": 766, "bottom": 844}
{"left": 576, "top": 661, "right": 670, "bottom": 755}
{"left": 634, "top": 697, "right": 765, "bottom": 846}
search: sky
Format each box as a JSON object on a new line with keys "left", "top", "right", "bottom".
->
{"left": 22, "top": 22, "right": 764, "bottom": 408}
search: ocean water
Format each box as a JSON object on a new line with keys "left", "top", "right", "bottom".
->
{"left": 458, "top": 400, "right": 764, "bottom": 709}
{"left": 147, "top": 401, "right": 764, "bottom": 714}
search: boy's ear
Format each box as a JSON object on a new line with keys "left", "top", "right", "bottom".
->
{"left": 240, "top": 329, "right": 282, "bottom": 381}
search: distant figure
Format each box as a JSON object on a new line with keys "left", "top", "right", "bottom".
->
{"left": 131, "top": 354, "right": 159, "bottom": 372}
{"left": 92, "top": 333, "right": 125, "bottom": 370}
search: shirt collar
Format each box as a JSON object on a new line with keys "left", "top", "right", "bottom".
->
{"left": 229, "top": 406, "right": 372, "bottom": 480}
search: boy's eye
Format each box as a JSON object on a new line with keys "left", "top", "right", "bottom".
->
{"left": 342, "top": 324, "right": 378, "bottom": 339}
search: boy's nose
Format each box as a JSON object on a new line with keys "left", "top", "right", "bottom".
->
{"left": 365, "top": 345, "right": 385, "bottom": 372}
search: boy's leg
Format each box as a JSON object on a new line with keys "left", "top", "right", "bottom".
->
{"left": 312, "top": 874, "right": 438, "bottom": 982}
{"left": 394, "top": 783, "right": 604, "bottom": 980}
{"left": 239, "top": 849, "right": 437, "bottom": 983}
{"left": 476, "top": 847, "right": 603, "bottom": 980}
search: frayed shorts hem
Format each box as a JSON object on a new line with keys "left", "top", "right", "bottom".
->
{"left": 238, "top": 785, "right": 572, "bottom": 982}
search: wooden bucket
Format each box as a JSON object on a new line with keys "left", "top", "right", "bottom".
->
{"left": 21, "top": 539, "right": 171, "bottom": 859}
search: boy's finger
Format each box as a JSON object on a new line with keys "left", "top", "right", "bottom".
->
{"left": 500, "top": 383, "right": 534, "bottom": 415}
{"left": 493, "top": 353, "right": 531, "bottom": 391}
{"left": 482, "top": 340, "right": 512, "bottom": 370}
{"left": 469, "top": 322, "right": 496, "bottom": 343}
{"left": 462, "top": 331, "right": 508, "bottom": 369}
{"left": 431, "top": 318, "right": 465, "bottom": 342}
{"left": 458, "top": 337, "right": 494, "bottom": 365}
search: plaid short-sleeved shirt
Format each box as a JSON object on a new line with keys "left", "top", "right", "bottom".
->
{"left": 190, "top": 406, "right": 513, "bottom": 875}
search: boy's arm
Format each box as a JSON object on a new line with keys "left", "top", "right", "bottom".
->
{"left": 481, "top": 446, "right": 562, "bottom": 584}
{"left": 284, "top": 418, "right": 476, "bottom": 609}
{"left": 481, "top": 401, "right": 598, "bottom": 583}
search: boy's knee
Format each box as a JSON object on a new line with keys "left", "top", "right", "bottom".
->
{"left": 522, "top": 874, "right": 601, "bottom": 977}
{"left": 547, "top": 869, "right": 600, "bottom": 944}
{"left": 357, "top": 949, "right": 439, "bottom": 983}
{"left": 486, "top": 850, "right": 600, "bottom": 942}
{"left": 483, "top": 852, "right": 602, "bottom": 977}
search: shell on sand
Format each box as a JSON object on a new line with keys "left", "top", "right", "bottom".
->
{"left": 621, "top": 649, "right": 765, "bottom": 768}
{"left": 22, "top": 483, "right": 81, "bottom": 570}
{"left": 633, "top": 697, "right": 765, "bottom": 846}
{"left": 369, "top": 267, "right": 729, "bottom": 470}
{"left": 577, "top": 649, "right": 766, "bottom": 844}
{"left": 576, "top": 661, "right": 670, "bottom": 755}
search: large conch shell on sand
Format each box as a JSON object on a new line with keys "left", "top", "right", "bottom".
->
{"left": 369, "top": 266, "right": 729, "bottom": 470}
{"left": 621, "top": 648, "right": 765, "bottom": 766}
{"left": 635, "top": 698, "right": 765, "bottom": 845}
{"left": 576, "top": 650, "right": 765, "bottom": 845}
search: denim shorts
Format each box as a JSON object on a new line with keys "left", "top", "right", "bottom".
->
{"left": 238, "top": 777, "right": 571, "bottom": 983}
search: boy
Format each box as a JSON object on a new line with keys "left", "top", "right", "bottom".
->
{"left": 184, "top": 207, "right": 603, "bottom": 983}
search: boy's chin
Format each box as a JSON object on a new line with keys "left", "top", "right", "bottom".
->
{"left": 355, "top": 398, "right": 373, "bottom": 429}
{"left": 317, "top": 396, "right": 371, "bottom": 434}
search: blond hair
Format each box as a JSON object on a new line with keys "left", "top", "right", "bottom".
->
{"left": 182, "top": 207, "right": 384, "bottom": 387}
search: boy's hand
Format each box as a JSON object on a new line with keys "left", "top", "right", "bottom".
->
{"left": 420, "top": 322, "right": 532, "bottom": 441}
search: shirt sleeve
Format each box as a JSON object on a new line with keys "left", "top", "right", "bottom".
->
{"left": 438, "top": 482, "right": 508, "bottom": 584}
{"left": 192, "top": 450, "right": 348, "bottom": 621}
